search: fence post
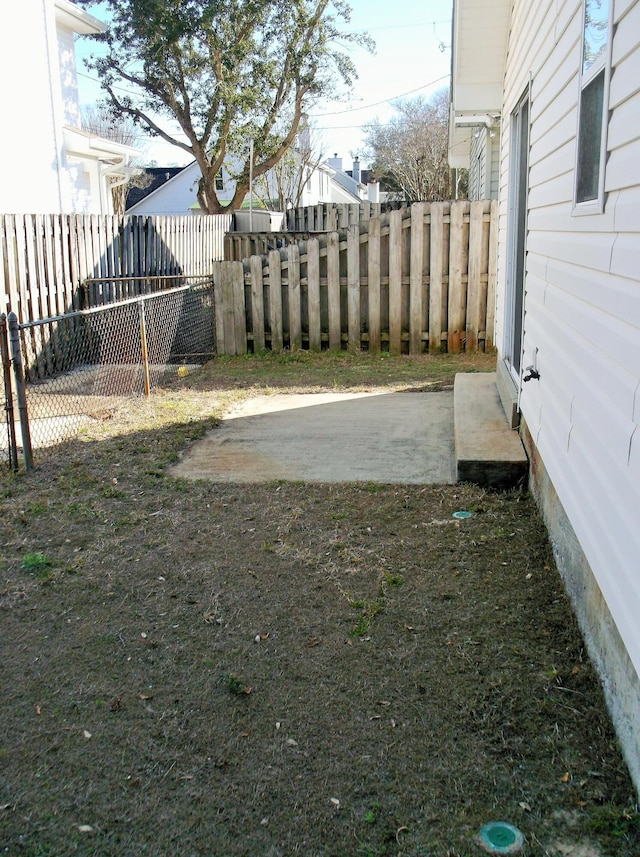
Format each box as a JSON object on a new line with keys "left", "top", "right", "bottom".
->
{"left": 138, "top": 299, "right": 151, "bottom": 397}
{"left": 1, "top": 314, "right": 19, "bottom": 471}
{"left": 8, "top": 312, "right": 33, "bottom": 470}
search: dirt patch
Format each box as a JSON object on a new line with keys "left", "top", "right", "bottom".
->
{"left": 1, "top": 354, "right": 638, "bottom": 856}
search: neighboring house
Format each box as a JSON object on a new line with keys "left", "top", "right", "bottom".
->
{"left": 126, "top": 162, "right": 202, "bottom": 215}
{"left": 1, "top": 0, "right": 138, "bottom": 214}
{"left": 126, "top": 156, "right": 364, "bottom": 217}
{"left": 125, "top": 167, "right": 185, "bottom": 209}
{"left": 450, "top": 0, "right": 640, "bottom": 793}
{"left": 326, "top": 155, "right": 384, "bottom": 203}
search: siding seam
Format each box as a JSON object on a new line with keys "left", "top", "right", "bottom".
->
{"left": 628, "top": 424, "right": 637, "bottom": 465}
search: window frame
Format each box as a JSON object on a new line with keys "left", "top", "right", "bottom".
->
{"left": 573, "top": 0, "right": 614, "bottom": 216}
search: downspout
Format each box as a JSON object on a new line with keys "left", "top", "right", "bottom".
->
{"left": 100, "top": 157, "right": 141, "bottom": 212}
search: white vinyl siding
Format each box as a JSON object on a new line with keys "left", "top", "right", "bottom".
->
{"left": 498, "top": 0, "right": 640, "bottom": 677}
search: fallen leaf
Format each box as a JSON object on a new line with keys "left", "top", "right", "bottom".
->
{"left": 330, "top": 798, "right": 340, "bottom": 808}
{"left": 286, "top": 738, "right": 298, "bottom": 747}
{"left": 77, "top": 825, "right": 94, "bottom": 833}
{"left": 519, "top": 801, "right": 532, "bottom": 812}
{"left": 83, "top": 730, "right": 92, "bottom": 740}
{"left": 561, "top": 772, "right": 571, "bottom": 783}
{"left": 0, "top": 804, "right": 13, "bottom": 812}
{"left": 306, "top": 637, "right": 320, "bottom": 648}
{"left": 109, "top": 695, "right": 123, "bottom": 711}
{"left": 35, "top": 705, "right": 41, "bottom": 716}
{"left": 138, "top": 693, "right": 153, "bottom": 701}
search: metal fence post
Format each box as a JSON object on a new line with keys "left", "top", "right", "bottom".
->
{"left": 138, "top": 298, "right": 151, "bottom": 397}
{"left": 8, "top": 312, "right": 34, "bottom": 470}
{"left": 1, "top": 314, "right": 19, "bottom": 471}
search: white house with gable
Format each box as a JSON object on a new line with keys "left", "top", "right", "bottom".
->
{"left": 1, "top": 0, "right": 138, "bottom": 214}
{"left": 450, "top": 0, "right": 640, "bottom": 795}
{"left": 126, "top": 158, "right": 363, "bottom": 217}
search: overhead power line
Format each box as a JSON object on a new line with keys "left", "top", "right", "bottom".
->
{"left": 309, "top": 74, "right": 450, "bottom": 117}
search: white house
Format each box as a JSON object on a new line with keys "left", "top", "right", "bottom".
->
{"left": 1, "top": 0, "right": 138, "bottom": 214}
{"left": 450, "top": 0, "right": 640, "bottom": 794}
{"left": 126, "top": 156, "right": 363, "bottom": 217}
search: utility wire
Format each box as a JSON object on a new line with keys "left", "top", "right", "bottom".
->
{"left": 310, "top": 73, "right": 450, "bottom": 117}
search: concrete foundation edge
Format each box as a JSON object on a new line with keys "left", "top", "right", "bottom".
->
{"left": 495, "top": 358, "right": 520, "bottom": 429}
{"left": 521, "top": 419, "right": 640, "bottom": 799}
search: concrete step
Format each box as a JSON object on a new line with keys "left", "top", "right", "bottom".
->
{"left": 454, "top": 372, "right": 528, "bottom": 489}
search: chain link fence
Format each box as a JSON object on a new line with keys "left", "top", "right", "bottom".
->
{"left": 1, "top": 281, "right": 215, "bottom": 470}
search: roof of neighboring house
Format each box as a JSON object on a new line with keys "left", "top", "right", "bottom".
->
{"left": 125, "top": 166, "right": 189, "bottom": 209}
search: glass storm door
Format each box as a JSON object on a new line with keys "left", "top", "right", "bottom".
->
{"left": 505, "top": 91, "right": 530, "bottom": 380}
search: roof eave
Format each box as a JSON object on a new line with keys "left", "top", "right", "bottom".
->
{"left": 54, "top": 0, "right": 107, "bottom": 35}
{"left": 448, "top": 0, "right": 510, "bottom": 166}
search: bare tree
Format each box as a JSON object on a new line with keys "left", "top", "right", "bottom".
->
{"left": 363, "top": 89, "right": 451, "bottom": 201}
{"left": 80, "top": 106, "right": 151, "bottom": 214}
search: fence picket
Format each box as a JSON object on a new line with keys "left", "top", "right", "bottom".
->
{"left": 327, "top": 232, "right": 341, "bottom": 351}
{"left": 269, "top": 249, "right": 284, "bottom": 351}
{"left": 307, "top": 238, "right": 321, "bottom": 352}
{"left": 347, "top": 225, "right": 360, "bottom": 351}
{"left": 250, "top": 256, "right": 265, "bottom": 351}
{"left": 221, "top": 262, "right": 239, "bottom": 354}
{"left": 448, "top": 202, "right": 466, "bottom": 353}
{"left": 232, "top": 261, "right": 247, "bottom": 355}
{"left": 288, "top": 244, "right": 302, "bottom": 351}
{"left": 409, "top": 204, "right": 425, "bottom": 354}
{"left": 367, "top": 217, "right": 381, "bottom": 354}
{"left": 429, "top": 203, "right": 444, "bottom": 353}
{"left": 389, "top": 210, "right": 403, "bottom": 356}
{"left": 466, "top": 201, "right": 485, "bottom": 353}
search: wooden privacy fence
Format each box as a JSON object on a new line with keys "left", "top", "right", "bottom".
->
{"left": 0, "top": 212, "right": 232, "bottom": 321}
{"left": 286, "top": 200, "right": 409, "bottom": 231}
{"left": 213, "top": 200, "right": 498, "bottom": 356}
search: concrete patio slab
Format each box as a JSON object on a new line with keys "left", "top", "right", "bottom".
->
{"left": 168, "top": 391, "right": 455, "bottom": 484}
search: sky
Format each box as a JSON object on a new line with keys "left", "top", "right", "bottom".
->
{"left": 75, "top": 0, "right": 454, "bottom": 169}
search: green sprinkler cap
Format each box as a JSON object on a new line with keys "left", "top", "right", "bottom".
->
{"left": 478, "top": 821, "right": 525, "bottom": 854}
{"left": 452, "top": 510, "right": 473, "bottom": 520}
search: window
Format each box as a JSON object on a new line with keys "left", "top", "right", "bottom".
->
{"left": 574, "top": 0, "right": 612, "bottom": 210}
{"left": 215, "top": 170, "right": 224, "bottom": 191}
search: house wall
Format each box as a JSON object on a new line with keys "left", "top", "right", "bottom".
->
{"left": 468, "top": 129, "right": 500, "bottom": 200}
{"left": 1, "top": 0, "right": 64, "bottom": 212}
{"left": 0, "top": 0, "right": 116, "bottom": 215}
{"left": 496, "top": 0, "right": 640, "bottom": 790}
{"left": 127, "top": 162, "right": 201, "bottom": 214}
